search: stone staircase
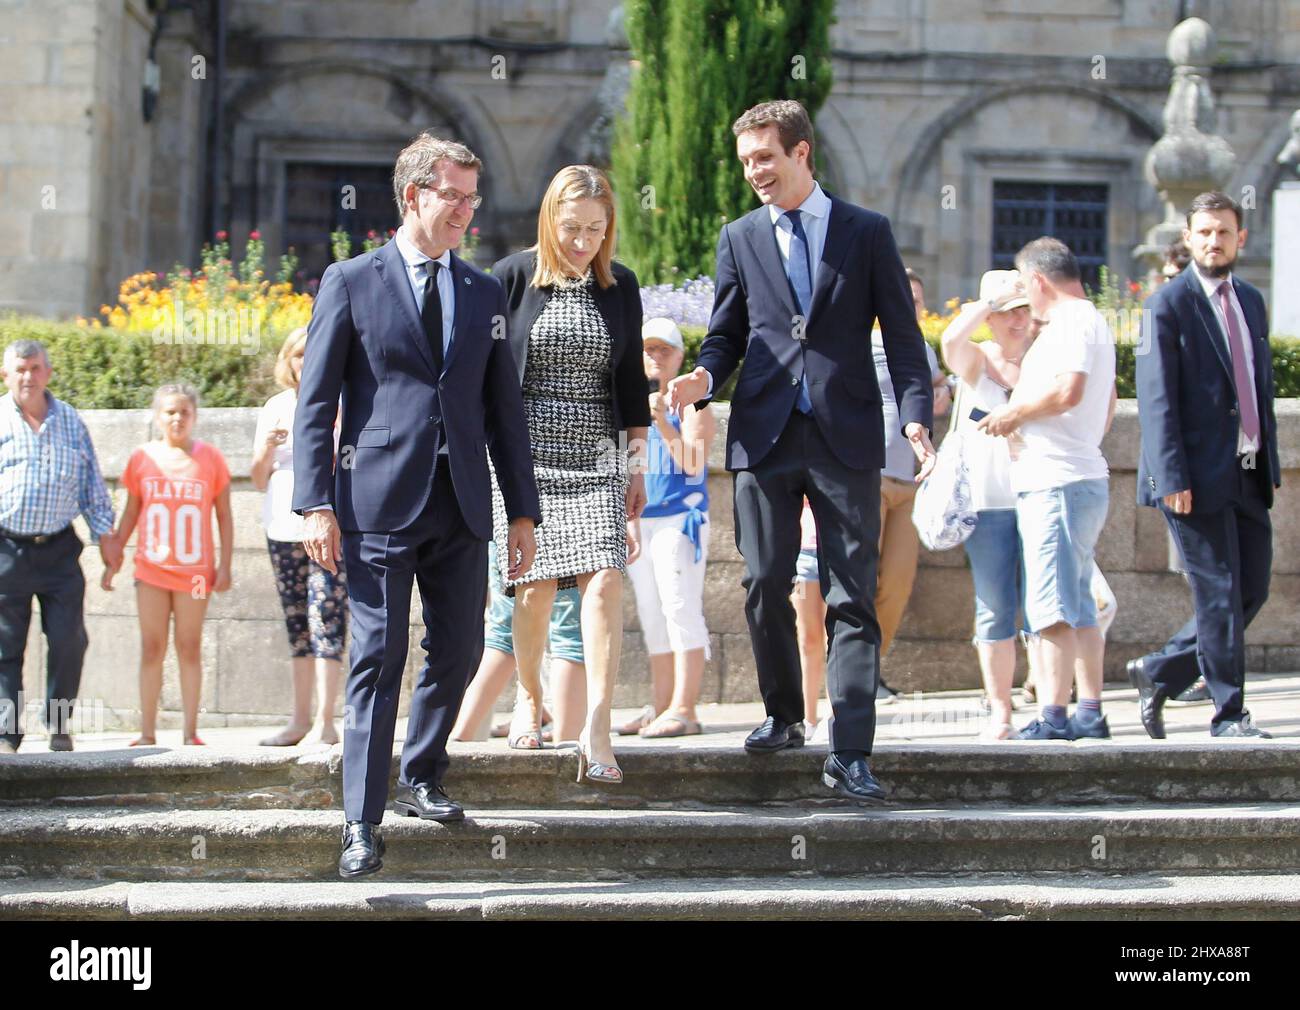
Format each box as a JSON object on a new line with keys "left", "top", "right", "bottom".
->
{"left": 3, "top": 735, "right": 1300, "bottom": 919}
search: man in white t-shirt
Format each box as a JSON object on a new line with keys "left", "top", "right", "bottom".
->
{"left": 978, "top": 237, "right": 1117, "bottom": 741}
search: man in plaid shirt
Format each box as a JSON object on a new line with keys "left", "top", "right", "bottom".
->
{"left": 0, "top": 339, "right": 120, "bottom": 752}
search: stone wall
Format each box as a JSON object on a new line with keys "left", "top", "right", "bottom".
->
{"left": 16, "top": 400, "right": 1300, "bottom": 729}
{"left": 0, "top": 0, "right": 157, "bottom": 319}
{"left": 5, "top": 1, "right": 1300, "bottom": 320}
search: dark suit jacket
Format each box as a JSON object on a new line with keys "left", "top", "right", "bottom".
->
{"left": 291, "top": 237, "right": 541, "bottom": 538}
{"left": 491, "top": 250, "right": 652, "bottom": 432}
{"left": 695, "top": 192, "right": 934, "bottom": 471}
{"left": 1136, "top": 264, "right": 1280, "bottom": 513}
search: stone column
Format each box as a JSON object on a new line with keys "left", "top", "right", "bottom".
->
{"left": 1132, "top": 17, "right": 1236, "bottom": 285}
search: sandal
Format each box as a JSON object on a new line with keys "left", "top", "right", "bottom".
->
{"left": 184, "top": 735, "right": 207, "bottom": 746}
{"left": 616, "top": 705, "right": 657, "bottom": 736}
{"left": 576, "top": 730, "right": 622, "bottom": 784}
{"left": 507, "top": 699, "right": 544, "bottom": 750}
{"left": 639, "top": 710, "right": 703, "bottom": 738}
{"left": 493, "top": 707, "right": 553, "bottom": 739}
{"left": 128, "top": 736, "right": 156, "bottom": 747}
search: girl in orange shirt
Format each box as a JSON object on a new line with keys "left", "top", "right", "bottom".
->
{"left": 103, "top": 384, "right": 233, "bottom": 746}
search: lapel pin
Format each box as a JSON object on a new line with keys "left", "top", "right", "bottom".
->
{"left": 464, "top": 277, "right": 471, "bottom": 285}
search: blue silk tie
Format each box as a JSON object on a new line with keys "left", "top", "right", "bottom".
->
{"left": 784, "top": 210, "right": 814, "bottom": 414}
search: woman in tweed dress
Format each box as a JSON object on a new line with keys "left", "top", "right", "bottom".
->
{"left": 492, "top": 166, "right": 649, "bottom": 783}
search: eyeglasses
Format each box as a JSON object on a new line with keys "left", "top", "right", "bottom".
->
{"left": 423, "top": 185, "right": 482, "bottom": 210}
{"left": 558, "top": 222, "right": 606, "bottom": 241}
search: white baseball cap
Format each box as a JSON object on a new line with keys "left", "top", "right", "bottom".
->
{"left": 978, "top": 270, "right": 1029, "bottom": 312}
{"left": 642, "top": 317, "right": 684, "bottom": 350}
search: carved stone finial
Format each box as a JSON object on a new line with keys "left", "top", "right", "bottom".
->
{"left": 1133, "top": 18, "right": 1236, "bottom": 281}
{"left": 1166, "top": 16, "right": 1213, "bottom": 68}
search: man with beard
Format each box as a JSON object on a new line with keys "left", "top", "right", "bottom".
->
{"left": 1129, "top": 191, "right": 1281, "bottom": 738}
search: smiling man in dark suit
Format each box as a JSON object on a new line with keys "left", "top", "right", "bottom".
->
{"left": 294, "top": 134, "right": 541, "bottom": 877}
{"left": 1130, "top": 190, "right": 1280, "bottom": 739}
{"left": 668, "top": 100, "right": 935, "bottom": 802}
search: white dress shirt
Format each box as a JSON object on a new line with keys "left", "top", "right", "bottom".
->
{"left": 704, "top": 181, "right": 832, "bottom": 397}
{"left": 768, "top": 180, "right": 831, "bottom": 292}
{"left": 1193, "top": 267, "right": 1259, "bottom": 454}
{"left": 395, "top": 225, "right": 455, "bottom": 358}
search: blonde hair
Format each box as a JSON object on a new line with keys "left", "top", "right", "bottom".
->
{"left": 392, "top": 132, "right": 482, "bottom": 219}
{"left": 531, "top": 165, "right": 617, "bottom": 290}
{"left": 150, "top": 383, "right": 200, "bottom": 439}
{"left": 274, "top": 327, "right": 309, "bottom": 390}
{"left": 151, "top": 383, "right": 199, "bottom": 413}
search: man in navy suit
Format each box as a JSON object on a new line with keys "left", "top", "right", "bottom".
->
{"left": 1130, "top": 191, "right": 1280, "bottom": 739}
{"left": 294, "top": 134, "right": 541, "bottom": 877}
{"left": 668, "top": 100, "right": 935, "bottom": 802}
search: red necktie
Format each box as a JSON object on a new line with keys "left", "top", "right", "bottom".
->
{"left": 1216, "top": 281, "right": 1260, "bottom": 443}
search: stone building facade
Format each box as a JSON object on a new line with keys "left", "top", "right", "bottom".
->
{"left": 3, "top": 0, "right": 1299, "bottom": 319}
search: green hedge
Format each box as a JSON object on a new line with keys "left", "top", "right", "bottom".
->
{"left": 5, "top": 313, "right": 1297, "bottom": 410}
{"left": 0, "top": 314, "right": 278, "bottom": 409}
{"left": 680, "top": 323, "right": 1300, "bottom": 403}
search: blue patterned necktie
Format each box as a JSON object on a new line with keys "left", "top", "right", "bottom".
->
{"left": 784, "top": 210, "right": 814, "bottom": 414}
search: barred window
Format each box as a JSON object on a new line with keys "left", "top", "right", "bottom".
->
{"left": 284, "top": 162, "right": 394, "bottom": 280}
{"left": 992, "top": 181, "right": 1109, "bottom": 291}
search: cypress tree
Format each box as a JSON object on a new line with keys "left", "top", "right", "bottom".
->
{"left": 612, "top": 0, "right": 834, "bottom": 283}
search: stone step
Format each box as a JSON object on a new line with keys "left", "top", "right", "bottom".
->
{"left": 3, "top": 742, "right": 1299, "bottom": 809}
{"left": 3, "top": 804, "right": 1299, "bottom": 881}
{"left": 5, "top": 872, "right": 1300, "bottom": 921}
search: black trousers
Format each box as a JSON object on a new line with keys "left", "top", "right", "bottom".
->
{"left": 1143, "top": 464, "right": 1272, "bottom": 727}
{"left": 734, "top": 411, "right": 882, "bottom": 753}
{"left": 340, "top": 464, "right": 487, "bottom": 823}
{"left": 0, "top": 527, "right": 88, "bottom": 747}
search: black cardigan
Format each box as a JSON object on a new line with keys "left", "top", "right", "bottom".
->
{"left": 491, "top": 249, "right": 652, "bottom": 432}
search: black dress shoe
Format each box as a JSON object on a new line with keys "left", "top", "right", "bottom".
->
{"left": 743, "top": 716, "right": 804, "bottom": 754}
{"left": 393, "top": 782, "right": 465, "bottom": 822}
{"left": 1126, "top": 658, "right": 1167, "bottom": 740}
{"left": 48, "top": 734, "right": 73, "bottom": 752}
{"left": 1172, "top": 676, "right": 1211, "bottom": 705}
{"left": 1211, "top": 713, "right": 1272, "bottom": 739}
{"left": 339, "top": 820, "right": 384, "bottom": 879}
{"left": 822, "top": 753, "right": 887, "bottom": 805}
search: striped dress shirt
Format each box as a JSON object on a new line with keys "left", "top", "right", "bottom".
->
{"left": 0, "top": 392, "right": 115, "bottom": 540}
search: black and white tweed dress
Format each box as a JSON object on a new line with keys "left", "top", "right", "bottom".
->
{"left": 492, "top": 272, "right": 628, "bottom": 592}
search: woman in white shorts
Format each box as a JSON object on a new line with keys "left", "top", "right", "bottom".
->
{"left": 623, "top": 318, "right": 716, "bottom": 737}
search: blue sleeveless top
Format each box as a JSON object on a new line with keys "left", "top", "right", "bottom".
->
{"left": 643, "top": 414, "right": 709, "bottom": 560}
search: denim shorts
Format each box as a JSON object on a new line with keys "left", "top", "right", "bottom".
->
{"left": 794, "top": 548, "right": 820, "bottom": 584}
{"left": 483, "top": 540, "right": 584, "bottom": 663}
{"left": 1016, "top": 478, "right": 1110, "bottom": 634}
{"left": 961, "top": 508, "right": 1022, "bottom": 643}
